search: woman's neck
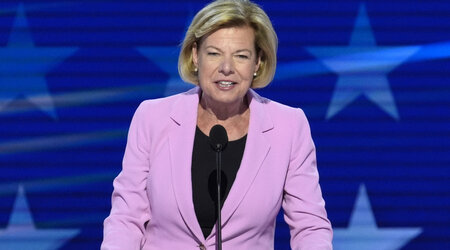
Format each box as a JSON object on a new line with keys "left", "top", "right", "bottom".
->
{"left": 197, "top": 93, "right": 250, "bottom": 140}
{"left": 199, "top": 94, "right": 248, "bottom": 121}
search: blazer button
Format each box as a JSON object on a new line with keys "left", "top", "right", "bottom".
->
{"left": 199, "top": 244, "right": 206, "bottom": 250}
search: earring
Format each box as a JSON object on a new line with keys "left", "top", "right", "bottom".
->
{"left": 253, "top": 72, "right": 257, "bottom": 77}
{"left": 195, "top": 67, "right": 198, "bottom": 72}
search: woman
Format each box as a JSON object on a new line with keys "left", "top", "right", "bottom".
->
{"left": 102, "top": 0, "right": 333, "bottom": 249}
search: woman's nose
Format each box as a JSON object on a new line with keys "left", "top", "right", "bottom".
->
{"left": 218, "top": 56, "right": 234, "bottom": 75}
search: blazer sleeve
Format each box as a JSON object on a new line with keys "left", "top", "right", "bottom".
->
{"left": 101, "top": 102, "right": 151, "bottom": 250}
{"left": 282, "top": 109, "right": 333, "bottom": 250}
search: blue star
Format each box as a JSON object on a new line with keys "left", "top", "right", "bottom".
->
{"left": 306, "top": 3, "right": 420, "bottom": 120}
{"left": 333, "top": 184, "right": 422, "bottom": 250}
{"left": 136, "top": 47, "right": 193, "bottom": 97}
{"left": 0, "top": 185, "right": 80, "bottom": 250}
{"left": 0, "top": 3, "right": 77, "bottom": 119}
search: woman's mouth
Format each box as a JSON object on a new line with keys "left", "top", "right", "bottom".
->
{"left": 216, "top": 80, "right": 236, "bottom": 89}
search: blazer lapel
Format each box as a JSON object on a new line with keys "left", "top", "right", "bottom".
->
{"left": 208, "top": 89, "right": 274, "bottom": 239}
{"left": 168, "top": 87, "right": 205, "bottom": 241}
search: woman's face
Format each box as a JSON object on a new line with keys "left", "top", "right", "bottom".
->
{"left": 192, "top": 25, "right": 260, "bottom": 107}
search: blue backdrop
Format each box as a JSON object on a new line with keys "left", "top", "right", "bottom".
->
{"left": 1, "top": 0, "right": 449, "bottom": 249}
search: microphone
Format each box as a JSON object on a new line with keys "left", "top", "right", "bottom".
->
{"left": 209, "top": 125, "right": 228, "bottom": 250}
{"left": 209, "top": 124, "right": 228, "bottom": 152}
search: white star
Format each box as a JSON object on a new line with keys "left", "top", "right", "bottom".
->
{"left": 0, "top": 3, "right": 77, "bottom": 119}
{"left": 136, "top": 47, "right": 192, "bottom": 97}
{"left": 333, "top": 184, "right": 422, "bottom": 250}
{"left": 306, "top": 3, "right": 420, "bottom": 120}
{"left": 0, "top": 185, "right": 80, "bottom": 250}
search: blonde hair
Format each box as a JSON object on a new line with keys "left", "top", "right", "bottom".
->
{"left": 178, "top": 0, "right": 278, "bottom": 88}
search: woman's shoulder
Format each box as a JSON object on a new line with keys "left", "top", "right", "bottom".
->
{"left": 137, "top": 87, "right": 199, "bottom": 114}
{"left": 251, "top": 90, "right": 308, "bottom": 125}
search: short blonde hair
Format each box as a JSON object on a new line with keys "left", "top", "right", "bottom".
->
{"left": 178, "top": 0, "right": 278, "bottom": 88}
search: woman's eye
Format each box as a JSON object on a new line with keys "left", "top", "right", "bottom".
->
{"left": 207, "top": 52, "right": 219, "bottom": 56}
{"left": 237, "top": 55, "right": 249, "bottom": 59}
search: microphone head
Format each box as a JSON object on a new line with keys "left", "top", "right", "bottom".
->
{"left": 209, "top": 124, "right": 228, "bottom": 152}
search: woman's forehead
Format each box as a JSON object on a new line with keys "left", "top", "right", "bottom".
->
{"left": 201, "top": 26, "right": 255, "bottom": 50}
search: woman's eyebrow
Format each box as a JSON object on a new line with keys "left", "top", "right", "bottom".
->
{"left": 205, "top": 46, "right": 252, "bottom": 55}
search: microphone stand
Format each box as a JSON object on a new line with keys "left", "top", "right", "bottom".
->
{"left": 209, "top": 124, "right": 227, "bottom": 250}
{"left": 215, "top": 144, "right": 223, "bottom": 250}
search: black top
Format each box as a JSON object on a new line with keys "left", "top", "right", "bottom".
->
{"left": 191, "top": 126, "right": 247, "bottom": 238}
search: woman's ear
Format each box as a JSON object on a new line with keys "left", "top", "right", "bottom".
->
{"left": 255, "top": 51, "right": 262, "bottom": 73}
{"left": 192, "top": 42, "right": 199, "bottom": 68}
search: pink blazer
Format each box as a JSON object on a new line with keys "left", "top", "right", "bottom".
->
{"left": 102, "top": 87, "right": 332, "bottom": 250}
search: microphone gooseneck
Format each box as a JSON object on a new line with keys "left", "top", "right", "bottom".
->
{"left": 209, "top": 124, "right": 228, "bottom": 250}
